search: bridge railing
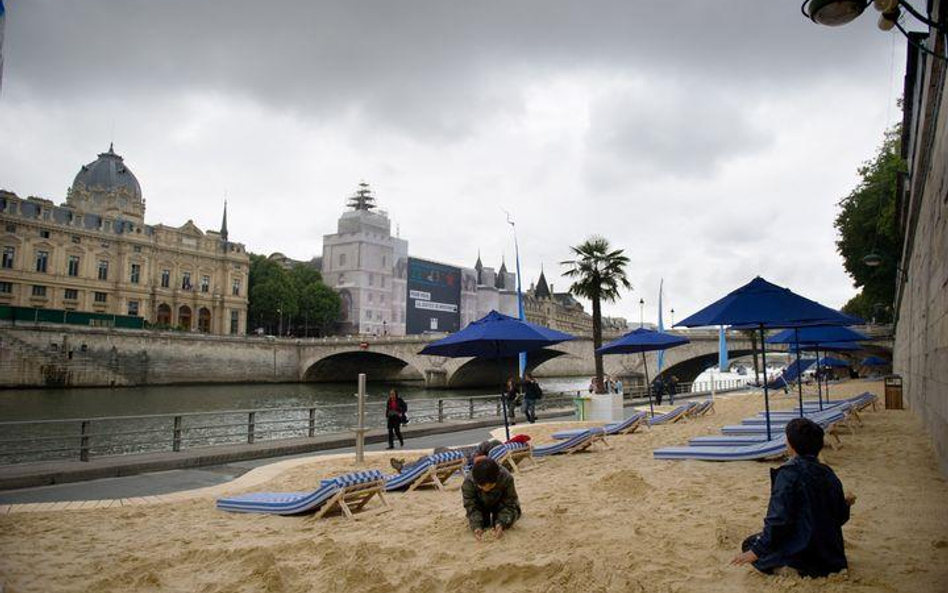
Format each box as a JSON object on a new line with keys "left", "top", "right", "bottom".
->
{"left": 0, "top": 391, "right": 579, "bottom": 465}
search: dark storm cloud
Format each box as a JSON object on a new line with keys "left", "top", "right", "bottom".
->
{"left": 5, "top": 0, "right": 891, "bottom": 140}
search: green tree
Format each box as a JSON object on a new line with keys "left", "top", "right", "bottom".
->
{"left": 834, "top": 124, "right": 904, "bottom": 322}
{"left": 561, "top": 237, "right": 632, "bottom": 393}
{"left": 247, "top": 255, "right": 341, "bottom": 336}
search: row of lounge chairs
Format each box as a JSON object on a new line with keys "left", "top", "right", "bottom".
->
{"left": 652, "top": 392, "right": 878, "bottom": 462}
{"left": 216, "top": 399, "right": 718, "bottom": 520}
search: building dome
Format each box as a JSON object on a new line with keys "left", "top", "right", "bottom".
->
{"left": 72, "top": 143, "right": 142, "bottom": 200}
{"left": 68, "top": 143, "right": 146, "bottom": 222}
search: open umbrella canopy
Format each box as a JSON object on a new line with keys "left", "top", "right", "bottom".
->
{"left": 819, "top": 356, "right": 851, "bottom": 368}
{"left": 862, "top": 356, "right": 890, "bottom": 366}
{"left": 766, "top": 325, "right": 868, "bottom": 345}
{"left": 790, "top": 341, "right": 862, "bottom": 352}
{"left": 675, "top": 277, "right": 861, "bottom": 329}
{"left": 418, "top": 310, "right": 576, "bottom": 359}
{"left": 596, "top": 327, "right": 690, "bottom": 355}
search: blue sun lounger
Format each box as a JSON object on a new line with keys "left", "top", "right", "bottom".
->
{"left": 653, "top": 435, "right": 788, "bottom": 461}
{"left": 550, "top": 426, "right": 612, "bottom": 450}
{"left": 534, "top": 430, "right": 595, "bottom": 457}
{"left": 547, "top": 411, "right": 649, "bottom": 441}
{"left": 688, "top": 435, "right": 768, "bottom": 447}
{"left": 216, "top": 469, "right": 389, "bottom": 519}
{"left": 721, "top": 410, "right": 847, "bottom": 435}
{"left": 486, "top": 441, "right": 535, "bottom": 473}
{"left": 384, "top": 450, "right": 466, "bottom": 492}
{"left": 649, "top": 403, "right": 695, "bottom": 425}
{"left": 688, "top": 400, "right": 715, "bottom": 417}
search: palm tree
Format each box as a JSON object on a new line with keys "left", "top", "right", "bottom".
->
{"left": 561, "top": 237, "right": 632, "bottom": 393}
{"left": 740, "top": 329, "right": 761, "bottom": 385}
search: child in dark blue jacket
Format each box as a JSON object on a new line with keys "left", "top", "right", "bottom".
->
{"left": 731, "top": 417, "right": 856, "bottom": 577}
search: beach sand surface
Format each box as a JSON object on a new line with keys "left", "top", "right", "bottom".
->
{"left": 0, "top": 380, "right": 946, "bottom": 593}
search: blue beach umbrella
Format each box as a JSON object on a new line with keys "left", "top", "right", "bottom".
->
{"left": 675, "top": 277, "right": 859, "bottom": 440}
{"left": 819, "top": 356, "right": 851, "bottom": 368}
{"left": 419, "top": 310, "right": 576, "bottom": 438}
{"left": 862, "top": 356, "right": 889, "bottom": 367}
{"left": 596, "top": 327, "right": 690, "bottom": 417}
{"left": 768, "top": 326, "right": 868, "bottom": 409}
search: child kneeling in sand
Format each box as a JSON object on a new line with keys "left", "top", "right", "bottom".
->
{"left": 731, "top": 417, "right": 857, "bottom": 577}
{"left": 463, "top": 457, "right": 521, "bottom": 541}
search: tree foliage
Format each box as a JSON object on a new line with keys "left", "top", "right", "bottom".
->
{"left": 247, "top": 253, "right": 341, "bottom": 336}
{"left": 834, "top": 124, "right": 904, "bottom": 323}
{"left": 561, "top": 237, "right": 632, "bottom": 392}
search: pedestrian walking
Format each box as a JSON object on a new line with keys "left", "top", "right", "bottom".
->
{"left": 522, "top": 373, "right": 543, "bottom": 423}
{"left": 385, "top": 388, "right": 407, "bottom": 449}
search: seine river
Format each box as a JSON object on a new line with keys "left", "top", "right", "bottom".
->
{"left": 0, "top": 377, "right": 590, "bottom": 463}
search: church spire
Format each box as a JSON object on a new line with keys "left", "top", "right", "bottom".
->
{"left": 220, "top": 200, "right": 229, "bottom": 241}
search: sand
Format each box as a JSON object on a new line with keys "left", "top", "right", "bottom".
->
{"left": 0, "top": 380, "right": 946, "bottom": 593}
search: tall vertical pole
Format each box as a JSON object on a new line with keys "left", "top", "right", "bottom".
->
{"left": 506, "top": 212, "right": 527, "bottom": 379}
{"left": 759, "top": 324, "right": 772, "bottom": 441}
{"left": 641, "top": 351, "right": 654, "bottom": 417}
{"left": 793, "top": 328, "right": 804, "bottom": 418}
{"left": 355, "top": 373, "right": 366, "bottom": 463}
{"left": 815, "top": 346, "right": 824, "bottom": 410}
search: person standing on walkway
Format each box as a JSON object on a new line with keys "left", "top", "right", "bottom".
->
{"left": 668, "top": 375, "right": 679, "bottom": 404}
{"left": 522, "top": 373, "right": 543, "bottom": 424}
{"left": 385, "top": 388, "right": 407, "bottom": 449}
{"left": 503, "top": 377, "right": 520, "bottom": 425}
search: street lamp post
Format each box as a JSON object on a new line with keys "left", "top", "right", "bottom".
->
{"left": 639, "top": 298, "right": 645, "bottom": 328}
{"left": 670, "top": 308, "right": 675, "bottom": 326}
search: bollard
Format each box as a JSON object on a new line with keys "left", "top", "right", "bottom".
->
{"left": 247, "top": 412, "right": 256, "bottom": 444}
{"left": 469, "top": 398, "right": 474, "bottom": 419}
{"left": 308, "top": 407, "right": 316, "bottom": 437}
{"left": 79, "top": 420, "right": 90, "bottom": 462}
{"left": 355, "top": 373, "right": 366, "bottom": 463}
{"left": 438, "top": 399, "right": 444, "bottom": 423}
{"left": 172, "top": 415, "right": 182, "bottom": 452}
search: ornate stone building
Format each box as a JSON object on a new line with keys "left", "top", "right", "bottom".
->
{"left": 523, "top": 269, "right": 629, "bottom": 337}
{"left": 0, "top": 145, "right": 249, "bottom": 334}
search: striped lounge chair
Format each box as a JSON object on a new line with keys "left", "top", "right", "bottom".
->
{"left": 384, "top": 450, "right": 466, "bottom": 492}
{"left": 551, "top": 426, "right": 611, "bottom": 450}
{"left": 687, "top": 400, "right": 715, "bottom": 418}
{"left": 533, "top": 430, "right": 595, "bottom": 457}
{"left": 216, "top": 469, "right": 389, "bottom": 519}
{"left": 687, "top": 435, "right": 768, "bottom": 447}
{"left": 648, "top": 403, "right": 695, "bottom": 425}
{"left": 653, "top": 436, "right": 788, "bottom": 462}
{"left": 487, "top": 442, "right": 536, "bottom": 473}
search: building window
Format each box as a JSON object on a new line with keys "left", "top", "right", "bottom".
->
{"left": 5, "top": 223, "right": 15, "bottom": 233}
{"left": 71, "top": 236, "right": 81, "bottom": 244}
{"left": 161, "top": 269, "right": 170, "bottom": 288}
{"left": 200, "top": 275, "right": 210, "bottom": 293}
{"left": 0, "top": 282, "right": 12, "bottom": 294}
{"left": 133, "top": 245, "right": 142, "bottom": 253}
{"left": 94, "top": 292, "right": 107, "bottom": 303}
{"left": 181, "top": 272, "right": 192, "bottom": 290}
{"left": 128, "top": 300, "right": 140, "bottom": 316}
{"left": 130, "top": 264, "right": 141, "bottom": 284}
{"left": 39, "top": 229, "right": 50, "bottom": 238}
{"left": 382, "top": 255, "right": 387, "bottom": 268}
{"left": 68, "top": 255, "right": 80, "bottom": 277}
{"left": 369, "top": 273, "right": 374, "bottom": 286}
{"left": 381, "top": 276, "right": 386, "bottom": 288}
{"left": 339, "top": 253, "right": 346, "bottom": 267}
{"left": 97, "top": 260, "right": 109, "bottom": 280}
{"left": 35, "top": 250, "right": 49, "bottom": 273}
{"left": 232, "top": 278, "right": 240, "bottom": 296}
{"left": 368, "top": 293, "right": 374, "bottom": 303}
{"left": 64, "top": 288, "right": 78, "bottom": 300}
{"left": 230, "top": 310, "right": 239, "bottom": 335}
{"left": 2, "top": 246, "right": 14, "bottom": 269}
{"left": 32, "top": 285, "right": 47, "bottom": 297}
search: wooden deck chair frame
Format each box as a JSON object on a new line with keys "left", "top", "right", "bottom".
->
{"left": 589, "top": 432, "right": 612, "bottom": 451}
{"left": 407, "top": 457, "right": 465, "bottom": 492}
{"left": 502, "top": 446, "right": 538, "bottom": 474}
{"left": 563, "top": 436, "right": 595, "bottom": 455}
{"left": 612, "top": 415, "right": 647, "bottom": 435}
{"left": 312, "top": 479, "right": 391, "bottom": 521}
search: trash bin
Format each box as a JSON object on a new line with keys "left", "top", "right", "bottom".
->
{"left": 884, "top": 375, "right": 903, "bottom": 410}
{"left": 573, "top": 396, "right": 592, "bottom": 421}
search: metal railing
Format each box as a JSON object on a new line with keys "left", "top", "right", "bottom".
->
{"left": 0, "top": 391, "right": 578, "bottom": 465}
{"left": 0, "top": 379, "right": 753, "bottom": 465}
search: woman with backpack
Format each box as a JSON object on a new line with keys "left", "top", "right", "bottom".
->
{"left": 385, "top": 388, "right": 407, "bottom": 449}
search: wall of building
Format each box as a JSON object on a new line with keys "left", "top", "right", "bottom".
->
{"left": 893, "top": 16, "right": 948, "bottom": 476}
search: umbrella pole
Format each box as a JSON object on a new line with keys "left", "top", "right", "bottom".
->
{"left": 497, "top": 344, "right": 510, "bottom": 441}
{"left": 759, "top": 325, "right": 772, "bottom": 441}
{"left": 824, "top": 356, "right": 831, "bottom": 403}
{"left": 641, "top": 351, "right": 654, "bottom": 417}
{"left": 794, "top": 329, "right": 804, "bottom": 418}
{"left": 816, "top": 346, "right": 824, "bottom": 410}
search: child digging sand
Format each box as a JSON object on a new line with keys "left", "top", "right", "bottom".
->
{"left": 731, "top": 417, "right": 856, "bottom": 577}
{"left": 463, "top": 457, "right": 521, "bottom": 541}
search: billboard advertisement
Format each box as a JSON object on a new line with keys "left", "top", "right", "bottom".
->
{"left": 406, "top": 257, "right": 461, "bottom": 334}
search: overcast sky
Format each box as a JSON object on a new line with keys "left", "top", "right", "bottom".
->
{"left": 0, "top": 0, "right": 906, "bottom": 324}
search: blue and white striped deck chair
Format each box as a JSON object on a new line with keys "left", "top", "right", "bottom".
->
{"left": 688, "top": 435, "right": 768, "bottom": 447}
{"left": 721, "top": 411, "right": 846, "bottom": 434}
{"left": 687, "top": 400, "right": 715, "bottom": 418}
{"left": 551, "top": 426, "right": 611, "bottom": 450}
{"left": 648, "top": 403, "right": 695, "bottom": 425}
{"left": 605, "top": 410, "right": 648, "bottom": 435}
{"left": 653, "top": 436, "right": 788, "bottom": 461}
{"left": 491, "top": 441, "right": 536, "bottom": 473}
{"left": 533, "top": 430, "right": 595, "bottom": 457}
{"left": 216, "top": 469, "right": 389, "bottom": 520}
{"left": 385, "top": 450, "right": 466, "bottom": 492}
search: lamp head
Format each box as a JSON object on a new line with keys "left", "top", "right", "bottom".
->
{"left": 806, "top": 0, "right": 868, "bottom": 26}
{"left": 862, "top": 252, "right": 884, "bottom": 267}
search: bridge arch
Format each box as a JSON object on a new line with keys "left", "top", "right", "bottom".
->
{"left": 654, "top": 348, "right": 755, "bottom": 384}
{"left": 446, "top": 348, "right": 570, "bottom": 388}
{"left": 302, "top": 350, "right": 425, "bottom": 383}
